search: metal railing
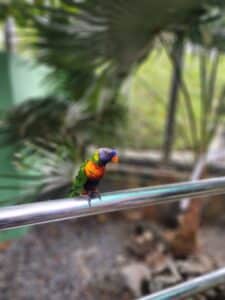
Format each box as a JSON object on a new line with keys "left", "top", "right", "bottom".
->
{"left": 140, "top": 267, "right": 225, "bottom": 300}
{"left": 0, "top": 176, "right": 225, "bottom": 230}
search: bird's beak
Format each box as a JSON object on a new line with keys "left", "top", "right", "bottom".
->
{"left": 111, "top": 155, "right": 119, "bottom": 163}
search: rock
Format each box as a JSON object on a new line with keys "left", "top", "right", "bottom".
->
{"left": 120, "top": 263, "right": 151, "bottom": 297}
{"left": 166, "top": 257, "right": 182, "bottom": 280}
{"left": 146, "top": 252, "right": 168, "bottom": 272}
{"left": 149, "top": 278, "right": 164, "bottom": 293}
{"left": 153, "top": 274, "right": 180, "bottom": 287}
{"left": 197, "top": 255, "right": 217, "bottom": 271}
{"left": 91, "top": 269, "right": 134, "bottom": 300}
{"left": 126, "top": 222, "right": 166, "bottom": 259}
{"left": 175, "top": 254, "right": 217, "bottom": 280}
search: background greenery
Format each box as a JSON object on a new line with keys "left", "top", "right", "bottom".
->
{"left": 128, "top": 48, "right": 225, "bottom": 150}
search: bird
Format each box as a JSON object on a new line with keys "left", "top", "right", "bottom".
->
{"left": 69, "top": 148, "right": 119, "bottom": 206}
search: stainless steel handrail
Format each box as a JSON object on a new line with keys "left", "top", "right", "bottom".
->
{"left": 0, "top": 176, "right": 225, "bottom": 230}
{"left": 139, "top": 267, "right": 225, "bottom": 300}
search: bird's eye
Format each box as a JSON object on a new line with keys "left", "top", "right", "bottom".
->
{"left": 103, "top": 150, "right": 109, "bottom": 157}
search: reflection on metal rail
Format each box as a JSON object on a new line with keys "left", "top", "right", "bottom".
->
{"left": 0, "top": 177, "right": 225, "bottom": 230}
{"left": 139, "top": 267, "right": 225, "bottom": 300}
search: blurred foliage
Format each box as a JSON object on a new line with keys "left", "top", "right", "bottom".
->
{"left": 129, "top": 46, "right": 225, "bottom": 155}
{"left": 0, "top": 97, "right": 68, "bottom": 147}
{"left": 0, "top": 88, "right": 128, "bottom": 203}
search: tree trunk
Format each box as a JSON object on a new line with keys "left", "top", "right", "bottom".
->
{"left": 4, "top": 17, "right": 16, "bottom": 53}
{"left": 163, "top": 33, "right": 185, "bottom": 163}
{"left": 166, "top": 124, "right": 225, "bottom": 257}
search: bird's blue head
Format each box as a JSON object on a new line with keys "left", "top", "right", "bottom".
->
{"left": 94, "top": 148, "right": 119, "bottom": 166}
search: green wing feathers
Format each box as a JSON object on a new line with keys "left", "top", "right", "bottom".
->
{"left": 69, "top": 162, "right": 88, "bottom": 197}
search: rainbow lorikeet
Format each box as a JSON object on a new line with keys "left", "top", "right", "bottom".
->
{"left": 69, "top": 148, "right": 119, "bottom": 206}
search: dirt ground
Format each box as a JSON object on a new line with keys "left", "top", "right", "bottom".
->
{"left": 0, "top": 214, "right": 224, "bottom": 300}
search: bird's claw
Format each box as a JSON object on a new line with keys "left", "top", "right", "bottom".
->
{"left": 87, "top": 191, "right": 101, "bottom": 207}
{"left": 90, "top": 191, "right": 102, "bottom": 200}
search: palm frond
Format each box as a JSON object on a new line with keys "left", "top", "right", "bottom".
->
{"left": 0, "top": 96, "right": 69, "bottom": 147}
{"left": 4, "top": 1, "right": 223, "bottom": 96}
{"left": 7, "top": 140, "right": 77, "bottom": 201}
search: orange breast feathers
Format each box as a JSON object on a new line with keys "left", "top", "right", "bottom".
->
{"left": 84, "top": 160, "right": 105, "bottom": 180}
